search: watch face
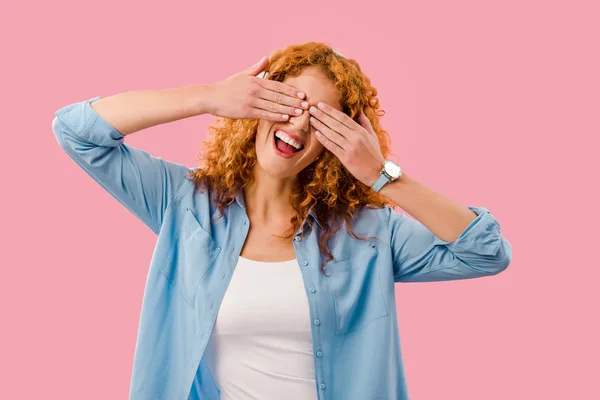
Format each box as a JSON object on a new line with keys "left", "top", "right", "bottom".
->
{"left": 383, "top": 161, "right": 402, "bottom": 178}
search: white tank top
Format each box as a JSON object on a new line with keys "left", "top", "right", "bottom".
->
{"left": 204, "top": 255, "right": 318, "bottom": 399}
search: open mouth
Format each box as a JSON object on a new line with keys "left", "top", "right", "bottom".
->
{"left": 273, "top": 130, "right": 305, "bottom": 158}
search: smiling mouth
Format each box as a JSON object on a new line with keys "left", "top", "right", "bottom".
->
{"left": 273, "top": 131, "right": 305, "bottom": 157}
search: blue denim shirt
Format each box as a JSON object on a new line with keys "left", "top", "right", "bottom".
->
{"left": 52, "top": 96, "right": 512, "bottom": 400}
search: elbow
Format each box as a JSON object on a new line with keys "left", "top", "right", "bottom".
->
{"left": 52, "top": 114, "right": 85, "bottom": 156}
{"left": 52, "top": 115, "right": 68, "bottom": 149}
{"left": 52, "top": 115, "right": 85, "bottom": 165}
{"left": 490, "top": 255, "right": 511, "bottom": 276}
{"left": 464, "top": 237, "right": 512, "bottom": 277}
{"left": 489, "top": 238, "right": 513, "bottom": 276}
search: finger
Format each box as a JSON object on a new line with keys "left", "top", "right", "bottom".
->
{"left": 315, "top": 130, "right": 343, "bottom": 157}
{"left": 257, "top": 78, "right": 307, "bottom": 100}
{"left": 251, "top": 98, "right": 304, "bottom": 118}
{"left": 250, "top": 108, "right": 291, "bottom": 122}
{"left": 357, "top": 109, "right": 376, "bottom": 136}
{"left": 312, "top": 102, "right": 357, "bottom": 131}
{"left": 310, "top": 116, "right": 348, "bottom": 150}
{"left": 257, "top": 86, "right": 308, "bottom": 110}
{"left": 309, "top": 105, "right": 353, "bottom": 139}
{"left": 246, "top": 56, "right": 269, "bottom": 77}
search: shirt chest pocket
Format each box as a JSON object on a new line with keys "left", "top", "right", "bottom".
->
{"left": 324, "top": 240, "right": 388, "bottom": 336}
{"left": 160, "top": 207, "right": 222, "bottom": 308}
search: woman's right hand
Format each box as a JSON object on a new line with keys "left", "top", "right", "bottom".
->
{"left": 204, "top": 56, "right": 309, "bottom": 121}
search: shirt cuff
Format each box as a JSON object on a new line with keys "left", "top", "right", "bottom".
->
{"left": 53, "top": 96, "right": 125, "bottom": 147}
{"left": 433, "top": 206, "right": 503, "bottom": 256}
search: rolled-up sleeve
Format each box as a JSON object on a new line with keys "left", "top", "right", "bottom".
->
{"left": 389, "top": 205, "right": 512, "bottom": 283}
{"left": 52, "top": 96, "right": 192, "bottom": 235}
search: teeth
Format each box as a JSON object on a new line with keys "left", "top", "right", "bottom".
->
{"left": 275, "top": 131, "right": 303, "bottom": 150}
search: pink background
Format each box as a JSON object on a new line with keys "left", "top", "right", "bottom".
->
{"left": 2, "top": 0, "right": 598, "bottom": 398}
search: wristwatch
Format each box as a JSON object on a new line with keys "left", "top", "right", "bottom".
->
{"left": 371, "top": 160, "right": 403, "bottom": 192}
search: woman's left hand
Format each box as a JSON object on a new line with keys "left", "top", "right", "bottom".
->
{"left": 309, "top": 102, "right": 385, "bottom": 187}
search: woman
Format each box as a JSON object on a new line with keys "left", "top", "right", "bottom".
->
{"left": 53, "top": 42, "right": 512, "bottom": 400}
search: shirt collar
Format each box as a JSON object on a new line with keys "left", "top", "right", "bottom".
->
{"left": 235, "top": 191, "right": 323, "bottom": 230}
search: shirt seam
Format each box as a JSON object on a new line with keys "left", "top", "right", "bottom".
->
{"left": 157, "top": 171, "right": 194, "bottom": 235}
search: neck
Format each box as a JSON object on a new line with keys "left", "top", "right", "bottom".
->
{"left": 244, "top": 164, "right": 297, "bottom": 226}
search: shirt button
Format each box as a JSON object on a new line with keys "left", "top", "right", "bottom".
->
{"left": 316, "top": 350, "right": 322, "bottom": 358}
{"left": 313, "top": 318, "right": 320, "bottom": 326}
{"left": 319, "top": 383, "right": 326, "bottom": 390}
{"left": 309, "top": 287, "right": 316, "bottom": 293}
{"left": 294, "top": 235, "right": 301, "bottom": 242}
{"left": 302, "top": 260, "right": 308, "bottom": 266}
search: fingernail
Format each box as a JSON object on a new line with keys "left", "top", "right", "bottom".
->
{"left": 310, "top": 106, "right": 318, "bottom": 113}
{"left": 301, "top": 101, "right": 309, "bottom": 108}
{"left": 282, "top": 114, "right": 289, "bottom": 120}
{"left": 318, "top": 102, "right": 325, "bottom": 109}
{"left": 295, "top": 109, "right": 303, "bottom": 115}
{"left": 297, "top": 92, "right": 306, "bottom": 99}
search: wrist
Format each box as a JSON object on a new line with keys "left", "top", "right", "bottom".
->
{"left": 187, "top": 83, "right": 216, "bottom": 116}
{"left": 370, "top": 159, "right": 403, "bottom": 193}
{"left": 379, "top": 172, "right": 410, "bottom": 199}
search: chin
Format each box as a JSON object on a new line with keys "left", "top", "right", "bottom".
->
{"left": 254, "top": 153, "right": 294, "bottom": 178}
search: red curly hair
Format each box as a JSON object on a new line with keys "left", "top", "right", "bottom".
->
{"left": 187, "top": 41, "right": 396, "bottom": 276}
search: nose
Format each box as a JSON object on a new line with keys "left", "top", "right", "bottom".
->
{"left": 288, "top": 107, "right": 312, "bottom": 134}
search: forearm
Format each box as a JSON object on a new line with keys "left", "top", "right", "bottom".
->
{"left": 380, "top": 173, "right": 478, "bottom": 242}
{"left": 89, "top": 84, "right": 212, "bottom": 136}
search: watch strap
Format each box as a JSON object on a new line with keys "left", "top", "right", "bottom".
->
{"left": 371, "top": 172, "right": 390, "bottom": 193}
